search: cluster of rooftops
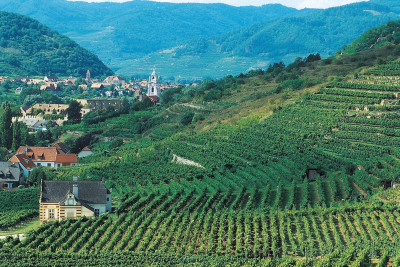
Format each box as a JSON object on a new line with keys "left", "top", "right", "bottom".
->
{"left": 0, "top": 143, "right": 92, "bottom": 189}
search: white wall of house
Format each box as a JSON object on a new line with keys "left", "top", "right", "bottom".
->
{"left": 64, "top": 207, "right": 77, "bottom": 219}
{"left": 89, "top": 204, "right": 107, "bottom": 216}
{"left": 34, "top": 161, "right": 55, "bottom": 168}
{"left": 54, "top": 163, "right": 77, "bottom": 170}
{"left": 82, "top": 206, "right": 94, "bottom": 217}
{"left": 106, "top": 193, "right": 112, "bottom": 212}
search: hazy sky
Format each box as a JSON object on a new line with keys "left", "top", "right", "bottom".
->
{"left": 68, "top": 0, "right": 368, "bottom": 9}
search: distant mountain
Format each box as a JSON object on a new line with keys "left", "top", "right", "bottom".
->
{"left": 3, "top": 0, "right": 400, "bottom": 80}
{"left": 0, "top": 11, "right": 113, "bottom": 77}
{"left": 124, "top": 1, "right": 400, "bottom": 80}
{"left": 0, "top": 0, "right": 300, "bottom": 75}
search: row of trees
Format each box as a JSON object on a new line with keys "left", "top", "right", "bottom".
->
{"left": 0, "top": 102, "right": 33, "bottom": 152}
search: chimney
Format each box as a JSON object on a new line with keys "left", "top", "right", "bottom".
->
{"left": 25, "top": 145, "right": 28, "bottom": 154}
{"left": 73, "top": 176, "right": 78, "bottom": 181}
{"left": 73, "top": 184, "right": 78, "bottom": 199}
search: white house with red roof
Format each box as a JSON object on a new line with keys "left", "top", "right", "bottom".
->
{"left": 11, "top": 144, "right": 78, "bottom": 171}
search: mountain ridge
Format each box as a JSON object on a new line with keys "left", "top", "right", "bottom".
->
{"left": 0, "top": 11, "right": 113, "bottom": 77}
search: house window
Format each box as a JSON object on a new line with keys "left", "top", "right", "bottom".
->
{"left": 107, "top": 197, "right": 110, "bottom": 202}
{"left": 58, "top": 164, "right": 61, "bottom": 167}
{"left": 94, "top": 209, "right": 100, "bottom": 217}
{"left": 48, "top": 209, "right": 55, "bottom": 219}
{"left": 47, "top": 163, "right": 51, "bottom": 167}
{"left": 2, "top": 184, "right": 8, "bottom": 188}
{"left": 37, "top": 163, "right": 41, "bottom": 166}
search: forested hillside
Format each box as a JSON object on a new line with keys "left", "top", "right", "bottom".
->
{"left": 131, "top": 1, "right": 400, "bottom": 80}
{"left": 343, "top": 20, "right": 400, "bottom": 54}
{"left": 4, "top": 0, "right": 400, "bottom": 80}
{"left": 0, "top": 0, "right": 299, "bottom": 78}
{"left": 0, "top": 11, "right": 113, "bottom": 77}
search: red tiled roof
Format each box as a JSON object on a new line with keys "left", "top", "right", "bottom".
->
{"left": 53, "top": 142, "right": 70, "bottom": 154}
{"left": 15, "top": 146, "right": 77, "bottom": 163}
{"left": 16, "top": 146, "right": 58, "bottom": 162}
{"left": 55, "top": 154, "right": 78, "bottom": 164}
{"left": 9, "top": 154, "right": 36, "bottom": 170}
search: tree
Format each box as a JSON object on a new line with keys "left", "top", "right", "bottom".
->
{"left": 66, "top": 100, "right": 83, "bottom": 123}
{"left": 131, "top": 97, "right": 153, "bottom": 112}
{"left": 0, "top": 102, "right": 12, "bottom": 149}
{"left": 180, "top": 112, "right": 195, "bottom": 125}
{"left": 28, "top": 167, "right": 55, "bottom": 186}
{"left": 11, "top": 121, "right": 21, "bottom": 151}
{"left": 121, "top": 97, "right": 130, "bottom": 114}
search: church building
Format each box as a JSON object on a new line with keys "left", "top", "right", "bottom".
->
{"left": 147, "top": 67, "right": 161, "bottom": 97}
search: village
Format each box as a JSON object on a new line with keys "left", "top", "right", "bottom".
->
{"left": 2, "top": 68, "right": 188, "bottom": 132}
{"left": 0, "top": 68, "right": 187, "bottom": 223}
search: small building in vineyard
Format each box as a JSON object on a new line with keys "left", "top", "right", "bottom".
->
{"left": 39, "top": 177, "right": 112, "bottom": 224}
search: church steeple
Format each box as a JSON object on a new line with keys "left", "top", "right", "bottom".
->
{"left": 147, "top": 67, "right": 160, "bottom": 97}
{"left": 85, "top": 70, "right": 91, "bottom": 83}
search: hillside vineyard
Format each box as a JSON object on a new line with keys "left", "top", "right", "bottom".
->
{"left": 3, "top": 56, "right": 400, "bottom": 265}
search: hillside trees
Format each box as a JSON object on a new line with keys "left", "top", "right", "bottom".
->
{"left": 0, "top": 11, "right": 113, "bottom": 77}
{"left": 28, "top": 167, "right": 56, "bottom": 186}
{"left": 0, "top": 102, "right": 12, "bottom": 149}
{"left": 66, "top": 100, "right": 82, "bottom": 123}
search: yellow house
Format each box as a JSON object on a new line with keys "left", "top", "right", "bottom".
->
{"left": 39, "top": 178, "right": 112, "bottom": 224}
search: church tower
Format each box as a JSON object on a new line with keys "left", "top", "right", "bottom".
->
{"left": 85, "top": 70, "right": 91, "bottom": 84}
{"left": 147, "top": 67, "right": 161, "bottom": 97}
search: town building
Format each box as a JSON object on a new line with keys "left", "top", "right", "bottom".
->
{"left": 90, "top": 83, "right": 104, "bottom": 90}
{"left": 44, "top": 76, "right": 59, "bottom": 82}
{"left": 39, "top": 178, "right": 112, "bottom": 223}
{"left": 8, "top": 154, "right": 36, "bottom": 178}
{"left": 13, "top": 146, "right": 78, "bottom": 170}
{"left": 40, "top": 83, "right": 60, "bottom": 92}
{"left": 85, "top": 70, "right": 91, "bottom": 84}
{"left": 32, "top": 104, "right": 69, "bottom": 115}
{"left": 77, "top": 99, "right": 122, "bottom": 111}
{"left": 103, "top": 76, "right": 126, "bottom": 86}
{"left": 0, "top": 162, "right": 24, "bottom": 189}
{"left": 15, "top": 87, "right": 23, "bottom": 94}
{"left": 53, "top": 143, "right": 71, "bottom": 154}
{"left": 147, "top": 68, "right": 161, "bottom": 97}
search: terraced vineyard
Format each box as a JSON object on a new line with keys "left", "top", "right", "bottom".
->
{"left": 65, "top": 60, "right": 400, "bottom": 212}
{"left": 3, "top": 188, "right": 400, "bottom": 261}
{"left": 6, "top": 57, "right": 400, "bottom": 266}
{"left": 0, "top": 245, "right": 393, "bottom": 266}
